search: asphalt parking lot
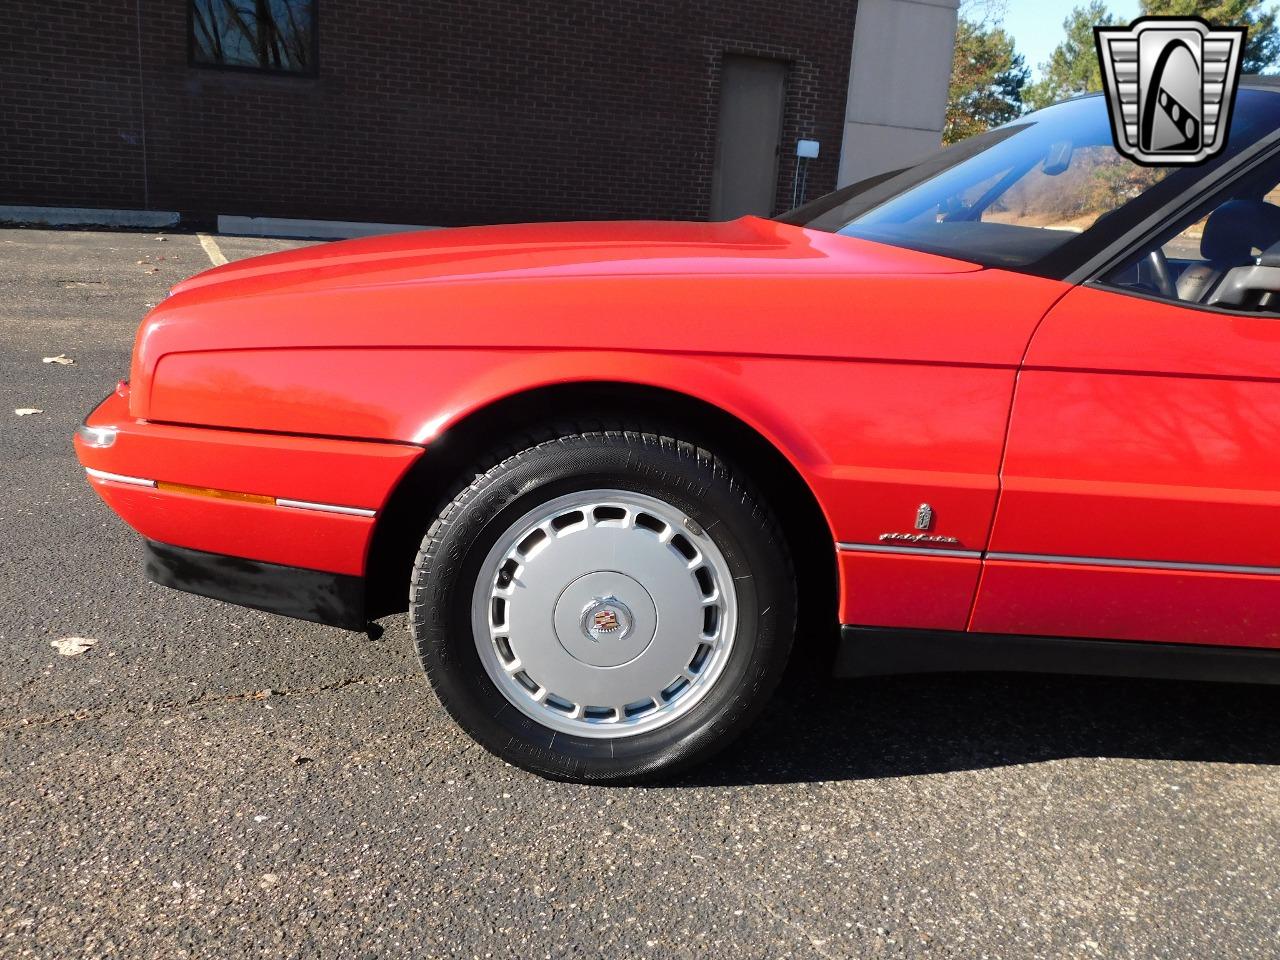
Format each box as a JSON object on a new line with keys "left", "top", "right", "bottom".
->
{"left": 3, "top": 226, "right": 1280, "bottom": 958}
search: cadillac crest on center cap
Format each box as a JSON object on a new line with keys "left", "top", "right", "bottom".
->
{"left": 580, "top": 596, "right": 633, "bottom": 643}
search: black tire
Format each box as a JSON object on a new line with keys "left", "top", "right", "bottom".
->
{"left": 409, "top": 426, "right": 796, "bottom": 784}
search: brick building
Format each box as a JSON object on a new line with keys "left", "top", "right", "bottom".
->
{"left": 0, "top": 1, "right": 958, "bottom": 229}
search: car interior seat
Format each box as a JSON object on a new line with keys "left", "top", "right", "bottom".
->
{"left": 1177, "top": 198, "right": 1280, "bottom": 302}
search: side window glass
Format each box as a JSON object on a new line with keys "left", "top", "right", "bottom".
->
{"left": 1105, "top": 165, "right": 1280, "bottom": 313}
{"left": 1159, "top": 214, "right": 1209, "bottom": 262}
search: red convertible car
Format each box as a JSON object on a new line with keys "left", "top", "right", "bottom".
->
{"left": 77, "top": 84, "right": 1280, "bottom": 782}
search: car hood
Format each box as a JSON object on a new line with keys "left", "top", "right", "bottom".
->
{"left": 170, "top": 217, "right": 979, "bottom": 301}
{"left": 133, "top": 218, "right": 1042, "bottom": 423}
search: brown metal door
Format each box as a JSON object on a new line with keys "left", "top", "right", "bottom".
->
{"left": 711, "top": 56, "right": 786, "bottom": 220}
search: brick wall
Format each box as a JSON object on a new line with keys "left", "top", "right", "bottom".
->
{"left": 0, "top": 1, "right": 856, "bottom": 225}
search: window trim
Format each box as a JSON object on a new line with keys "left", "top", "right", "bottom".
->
{"left": 187, "top": 0, "right": 320, "bottom": 77}
{"left": 1080, "top": 277, "right": 1280, "bottom": 320}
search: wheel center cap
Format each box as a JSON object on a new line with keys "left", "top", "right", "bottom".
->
{"left": 552, "top": 571, "right": 657, "bottom": 668}
{"left": 580, "top": 596, "right": 634, "bottom": 643}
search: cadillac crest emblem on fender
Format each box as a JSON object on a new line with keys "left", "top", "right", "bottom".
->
{"left": 1096, "top": 17, "right": 1246, "bottom": 165}
{"left": 880, "top": 503, "right": 955, "bottom": 543}
{"left": 915, "top": 503, "right": 934, "bottom": 531}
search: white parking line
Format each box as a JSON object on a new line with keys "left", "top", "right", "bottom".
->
{"left": 197, "top": 232, "right": 229, "bottom": 267}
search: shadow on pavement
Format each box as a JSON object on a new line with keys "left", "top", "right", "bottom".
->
{"left": 686, "top": 671, "right": 1280, "bottom": 787}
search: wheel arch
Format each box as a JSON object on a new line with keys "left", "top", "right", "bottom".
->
{"left": 365, "top": 378, "right": 840, "bottom": 662}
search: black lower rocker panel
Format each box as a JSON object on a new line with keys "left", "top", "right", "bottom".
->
{"left": 838, "top": 626, "right": 1280, "bottom": 685}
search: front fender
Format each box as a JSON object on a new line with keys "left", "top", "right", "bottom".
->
{"left": 148, "top": 346, "right": 1013, "bottom": 556}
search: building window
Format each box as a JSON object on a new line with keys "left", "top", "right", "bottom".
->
{"left": 191, "top": 0, "right": 317, "bottom": 74}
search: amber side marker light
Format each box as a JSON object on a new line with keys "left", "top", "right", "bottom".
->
{"left": 155, "top": 481, "right": 275, "bottom": 505}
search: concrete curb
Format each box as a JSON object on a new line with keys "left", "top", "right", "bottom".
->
{"left": 217, "top": 215, "right": 439, "bottom": 240}
{"left": 0, "top": 205, "right": 180, "bottom": 228}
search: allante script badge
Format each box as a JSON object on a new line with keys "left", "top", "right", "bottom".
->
{"left": 879, "top": 533, "right": 961, "bottom": 546}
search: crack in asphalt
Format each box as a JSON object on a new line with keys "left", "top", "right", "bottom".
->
{"left": 0, "top": 673, "right": 422, "bottom": 733}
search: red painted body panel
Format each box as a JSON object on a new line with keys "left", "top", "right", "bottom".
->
{"left": 147, "top": 348, "right": 1018, "bottom": 557}
{"left": 75, "top": 389, "right": 420, "bottom": 574}
{"left": 971, "top": 561, "right": 1280, "bottom": 648}
{"left": 168, "top": 218, "right": 979, "bottom": 297}
{"left": 991, "top": 370, "right": 1280, "bottom": 567}
{"left": 128, "top": 220, "right": 1058, "bottom": 418}
{"left": 78, "top": 390, "right": 422, "bottom": 510}
{"left": 838, "top": 552, "right": 982, "bottom": 630}
{"left": 977, "top": 285, "right": 1280, "bottom": 646}
{"left": 88, "top": 479, "right": 372, "bottom": 576}
{"left": 1023, "top": 282, "right": 1280, "bottom": 379}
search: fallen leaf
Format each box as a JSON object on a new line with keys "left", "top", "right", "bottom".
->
{"left": 51, "top": 637, "right": 97, "bottom": 657}
{"left": 14, "top": 408, "right": 43, "bottom": 416}
{"left": 42, "top": 354, "right": 74, "bottom": 365}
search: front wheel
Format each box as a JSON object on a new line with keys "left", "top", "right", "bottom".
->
{"left": 409, "top": 428, "right": 796, "bottom": 783}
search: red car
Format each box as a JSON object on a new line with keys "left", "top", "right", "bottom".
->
{"left": 77, "top": 84, "right": 1280, "bottom": 783}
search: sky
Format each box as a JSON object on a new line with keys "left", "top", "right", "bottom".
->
{"left": 1000, "top": 0, "right": 1142, "bottom": 79}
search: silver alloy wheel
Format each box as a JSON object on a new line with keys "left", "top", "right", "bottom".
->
{"left": 471, "top": 489, "right": 738, "bottom": 738}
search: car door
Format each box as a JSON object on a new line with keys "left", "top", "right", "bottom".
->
{"left": 972, "top": 155, "right": 1280, "bottom": 648}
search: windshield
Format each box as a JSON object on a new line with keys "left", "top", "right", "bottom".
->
{"left": 782, "top": 90, "right": 1280, "bottom": 270}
